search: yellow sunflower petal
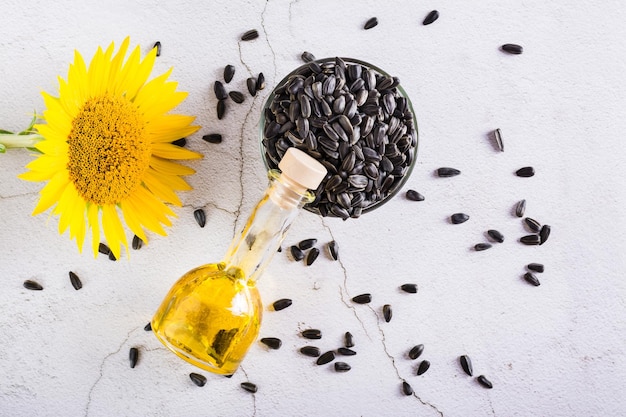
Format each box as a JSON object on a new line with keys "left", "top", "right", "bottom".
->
{"left": 29, "top": 171, "right": 70, "bottom": 214}
{"left": 148, "top": 167, "right": 192, "bottom": 191}
{"left": 150, "top": 156, "right": 196, "bottom": 176}
{"left": 147, "top": 114, "right": 199, "bottom": 143}
{"left": 101, "top": 204, "right": 128, "bottom": 260}
{"left": 151, "top": 142, "right": 203, "bottom": 160}
{"left": 120, "top": 200, "right": 147, "bottom": 243}
{"left": 22, "top": 154, "right": 67, "bottom": 181}
{"left": 142, "top": 169, "right": 182, "bottom": 206}
{"left": 87, "top": 203, "right": 100, "bottom": 257}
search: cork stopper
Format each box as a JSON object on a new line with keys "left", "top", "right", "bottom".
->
{"left": 278, "top": 148, "right": 327, "bottom": 191}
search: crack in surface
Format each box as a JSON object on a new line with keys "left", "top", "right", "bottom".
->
{"left": 0, "top": 190, "right": 38, "bottom": 200}
{"left": 260, "top": 0, "right": 277, "bottom": 82}
{"left": 240, "top": 366, "right": 257, "bottom": 417}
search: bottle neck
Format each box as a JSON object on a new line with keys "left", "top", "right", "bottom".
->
{"left": 223, "top": 170, "right": 314, "bottom": 284}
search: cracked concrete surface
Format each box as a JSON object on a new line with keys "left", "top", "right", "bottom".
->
{"left": 2, "top": 1, "right": 626, "bottom": 416}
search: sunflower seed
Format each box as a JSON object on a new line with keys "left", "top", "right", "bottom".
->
{"left": 23, "top": 280, "right": 43, "bottom": 291}
{"left": 539, "top": 225, "right": 551, "bottom": 245}
{"left": 129, "top": 347, "right": 138, "bottom": 368}
{"left": 316, "top": 351, "right": 336, "bottom": 365}
{"left": 527, "top": 263, "right": 544, "bottom": 273}
{"left": 337, "top": 347, "right": 356, "bottom": 356}
{"left": 524, "top": 272, "right": 541, "bottom": 286}
{"left": 423, "top": 10, "right": 439, "bottom": 25}
{"left": 241, "top": 382, "right": 258, "bottom": 393}
{"left": 474, "top": 243, "right": 492, "bottom": 251}
{"left": 69, "top": 271, "right": 82, "bottom": 290}
{"left": 344, "top": 331, "right": 354, "bottom": 348}
{"left": 451, "top": 213, "right": 470, "bottom": 224}
{"left": 132, "top": 235, "right": 143, "bottom": 250}
{"left": 301, "top": 51, "right": 316, "bottom": 62}
{"left": 437, "top": 167, "right": 461, "bottom": 177}
{"left": 217, "top": 99, "right": 226, "bottom": 119}
{"left": 241, "top": 29, "right": 259, "bottom": 41}
{"left": 144, "top": 322, "right": 152, "bottom": 331}
{"left": 298, "top": 239, "right": 318, "bottom": 252}
{"left": 416, "top": 360, "right": 430, "bottom": 375}
{"left": 402, "top": 381, "right": 414, "bottom": 396}
{"left": 300, "top": 346, "right": 321, "bottom": 357}
{"left": 272, "top": 298, "right": 292, "bottom": 311}
{"left": 290, "top": 245, "right": 304, "bottom": 261}
{"left": 202, "top": 134, "right": 223, "bottom": 144}
{"left": 515, "top": 199, "right": 526, "bottom": 217}
{"left": 194, "top": 208, "right": 206, "bottom": 228}
{"left": 302, "top": 329, "right": 322, "bottom": 339}
{"left": 214, "top": 81, "right": 228, "bottom": 100}
{"left": 256, "top": 72, "right": 266, "bottom": 91}
{"left": 352, "top": 293, "right": 372, "bottom": 304}
{"left": 306, "top": 247, "right": 320, "bottom": 266}
{"left": 229, "top": 91, "right": 245, "bottom": 103}
{"left": 487, "top": 229, "right": 504, "bottom": 243}
{"left": 189, "top": 372, "right": 207, "bottom": 387}
{"left": 108, "top": 251, "right": 117, "bottom": 261}
{"left": 224, "top": 65, "right": 235, "bottom": 83}
{"left": 364, "top": 17, "right": 378, "bottom": 30}
{"left": 98, "top": 243, "right": 111, "bottom": 256}
{"left": 477, "top": 375, "right": 493, "bottom": 388}
{"left": 400, "top": 283, "right": 418, "bottom": 294}
{"left": 383, "top": 304, "right": 392, "bottom": 322}
{"left": 172, "top": 138, "right": 186, "bottom": 147}
{"left": 501, "top": 43, "right": 523, "bottom": 54}
{"left": 493, "top": 128, "right": 504, "bottom": 152}
{"left": 406, "top": 189, "right": 424, "bottom": 201}
{"left": 247, "top": 77, "right": 257, "bottom": 96}
{"left": 153, "top": 41, "right": 161, "bottom": 57}
{"left": 460, "top": 355, "right": 473, "bottom": 376}
{"left": 409, "top": 344, "right": 424, "bottom": 360}
{"left": 524, "top": 217, "right": 541, "bottom": 232}
{"left": 516, "top": 166, "right": 535, "bottom": 177}
{"left": 520, "top": 235, "right": 541, "bottom": 245}
{"left": 334, "top": 362, "right": 351, "bottom": 372}
{"left": 260, "top": 337, "right": 282, "bottom": 349}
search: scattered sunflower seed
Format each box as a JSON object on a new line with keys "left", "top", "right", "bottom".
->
{"left": 345, "top": 332, "right": 354, "bottom": 348}
{"left": 460, "top": 355, "right": 473, "bottom": 376}
{"left": 214, "top": 81, "right": 228, "bottom": 100}
{"left": 520, "top": 235, "right": 541, "bottom": 245}
{"left": 290, "top": 245, "right": 304, "bottom": 261}
{"left": 383, "top": 304, "right": 392, "bottom": 322}
{"left": 487, "top": 229, "right": 504, "bottom": 243}
{"left": 401, "top": 283, "right": 418, "bottom": 294}
{"left": 539, "top": 225, "right": 551, "bottom": 245}
{"left": 229, "top": 91, "right": 245, "bottom": 103}
{"left": 352, "top": 293, "right": 372, "bottom": 304}
{"left": 524, "top": 272, "right": 541, "bottom": 286}
{"left": 406, "top": 189, "right": 425, "bottom": 201}
{"left": 217, "top": 99, "right": 226, "bottom": 119}
{"left": 153, "top": 41, "right": 161, "bottom": 57}
{"left": 327, "top": 240, "right": 339, "bottom": 261}
{"left": 364, "top": 17, "right": 378, "bottom": 30}
{"left": 260, "top": 337, "right": 282, "bottom": 350}
{"left": 493, "top": 128, "right": 504, "bottom": 152}
{"left": 23, "top": 280, "right": 43, "bottom": 291}
{"left": 108, "top": 251, "right": 117, "bottom": 261}
{"left": 194, "top": 208, "right": 206, "bottom": 228}
{"left": 501, "top": 43, "right": 523, "bottom": 54}
{"left": 474, "top": 243, "right": 493, "bottom": 251}
{"left": 451, "top": 213, "right": 470, "bottom": 224}
{"left": 316, "top": 351, "right": 336, "bottom": 365}
{"left": 172, "top": 138, "right": 187, "bottom": 147}
{"left": 300, "top": 346, "right": 321, "bottom": 357}
{"left": 302, "top": 329, "right": 322, "bottom": 339}
{"left": 477, "top": 375, "right": 493, "bottom": 389}
{"left": 241, "top": 382, "right": 258, "bottom": 393}
{"left": 408, "top": 344, "right": 424, "bottom": 360}
{"left": 241, "top": 29, "right": 259, "bottom": 41}
{"left": 256, "top": 72, "right": 266, "bottom": 91}
{"left": 515, "top": 199, "right": 526, "bottom": 217}
{"left": 334, "top": 362, "right": 351, "bottom": 372}
{"left": 69, "top": 271, "right": 82, "bottom": 290}
{"left": 202, "top": 134, "right": 223, "bottom": 144}
{"left": 298, "top": 238, "right": 317, "bottom": 250}
{"left": 277, "top": 246, "right": 282, "bottom": 252}
{"left": 402, "top": 381, "right": 414, "bottom": 396}
{"left": 132, "top": 235, "right": 143, "bottom": 250}
{"left": 516, "top": 166, "right": 535, "bottom": 177}
{"left": 306, "top": 247, "right": 320, "bottom": 266}
{"left": 224, "top": 65, "right": 235, "bottom": 83}
{"left": 129, "top": 347, "right": 138, "bottom": 368}
{"left": 337, "top": 347, "right": 356, "bottom": 356}
{"left": 247, "top": 77, "right": 257, "bottom": 96}
{"left": 437, "top": 167, "right": 461, "bottom": 177}
{"left": 422, "top": 10, "right": 439, "bottom": 25}
{"left": 98, "top": 243, "right": 111, "bottom": 256}
{"left": 144, "top": 322, "right": 152, "bottom": 331}
{"left": 189, "top": 372, "right": 207, "bottom": 387}
{"left": 272, "top": 298, "right": 293, "bottom": 311}
{"left": 527, "top": 263, "right": 544, "bottom": 273}
{"left": 524, "top": 217, "right": 541, "bottom": 232}
{"left": 416, "top": 360, "right": 430, "bottom": 375}
{"left": 301, "top": 51, "right": 316, "bottom": 62}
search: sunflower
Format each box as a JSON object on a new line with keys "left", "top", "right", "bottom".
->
{"left": 19, "top": 37, "right": 202, "bottom": 259}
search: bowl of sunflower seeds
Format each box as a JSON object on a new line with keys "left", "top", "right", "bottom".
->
{"left": 260, "top": 57, "right": 418, "bottom": 219}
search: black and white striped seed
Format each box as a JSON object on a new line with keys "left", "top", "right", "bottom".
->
{"left": 451, "top": 213, "right": 470, "bottom": 224}
{"left": 300, "top": 346, "right": 321, "bottom": 357}
{"left": 202, "top": 134, "right": 223, "bottom": 144}
{"left": 477, "top": 375, "right": 493, "bottom": 388}
{"left": 129, "top": 347, "right": 138, "bottom": 368}
{"left": 487, "top": 229, "right": 504, "bottom": 243}
{"left": 416, "top": 360, "right": 430, "bottom": 375}
{"left": 214, "top": 81, "right": 228, "bottom": 100}
{"left": 301, "top": 51, "right": 316, "bottom": 62}
{"left": 364, "top": 17, "right": 378, "bottom": 30}
{"left": 260, "top": 337, "right": 282, "bottom": 349}
{"left": 69, "top": 271, "right": 82, "bottom": 290}
{"left": 345, "top": 332, "right": 354, "bottom": 348}
{"left": 298, "top": 238, "right": 317, "bottom": 250}
{"left": 474, "top": 243, "right": 492, "bottom": 251}
{"left": 524, "top": 272, "right": 541, "bottom": 286}
{"left": 401, "top": 283, "right": 418, "bottom": 294}
{"left": 194, "top": 208, "right": 206, "bottom": 228}
{"left": 256, "top": 72, "right": 266, "bottom": 91}
{"left": 241, "top": 382, "right": 258, "bottom": 393}
{"left": 406, "top": 189, "right": 425, "bottom": 201}
{"left": 402, "top": 381, "right": 414, "bottom": 396}
{"left": 501, "top": 43, "right": 523, "bottom": 54}
{"left": 153, "top": 41, "right": 161, "bottom": 57}
{"left": 524, "top": 217, "right": 541, "bottom": 232}
{"left": 172, "top": 138, "right": 187, "bottom": 147}
{"left": 98, "top": 242, "right": 111, "bottom": 256}
{"left": 290, "top": 245, "right": 304, "bottom": 261}
{"left": 132, "top": 235, "right": 143, "bottom": 250}
{"left": 108, "top": 251, "right": 117, "bottom": 261}
{"left": 327, "top": 240, "right": 339, "bottom": 260}
{"left": 493, "top": 128, "right": 504, "bottom": 152}
{"left": 241, "top": 29, "right": 259, "bottom": 41}
{"left": 23, "top": 280, "right": 43, "bottom": 291}
{"left": 316, "top": 350, "right": 335, "bottom": 365}
{"left": 437, "top": 167, "right": 461, "bottom": 177}
{"left": 217, "top": 99, "right": 226, "bottom": 120}
{"left": 337, "top": 347, "right": 356, "bottom": 356}
{"left": 539, "top": 225, "right": 551, "bottom": 245}
{"left": 144, "top": 322, "right": 152, "bottom": 331}
{"left": 229, "top": 91, "right": 245, "bottom": 103}
{"left": 460, "top": 355, "right": 473, "bottom": 376}
{"left": 383, "top": 304, "right": 392, "bottom": 322}
{"left": 223, "top": 65, "right": 235, "bottom": 83}
{"left": 516, "top": 166, "right": 535, "bottom": 177}
{"left": 247, "top": 77, "right": 257, "bottom": 96}
{"left": 409, "top": 344, "right": 424, "bottom": 360}
{"left": 515, "top": 199, "right": 526, "bottom": 218}
{"left": 334, "top": 362, "right": 351, "bottom": 372}
{"left": 352, "top": 293, "right": 372, "bottom": 304}
{"left": 527, "top": 263, "right": 545, "bottom": 273}
{"left": 306, "top": 247, "right": 320, "bottom": 266}
{"left": 520, "top": 235, "right": 541, "bottom": 245}
{"left": 422, "top": 10, "right": 439, "bottom": 25}
{"left": 302, "top": 329, "right": 322, "bottom": 339}
{"left": 189, "top": 372, "right": 207, "bottom": 387}
{"left": 272, "top": 298, "right": 292, "bottom": 311}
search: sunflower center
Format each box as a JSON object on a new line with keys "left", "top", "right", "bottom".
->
{"left": 67, "top": 95, "right": 150, "bottom": 205}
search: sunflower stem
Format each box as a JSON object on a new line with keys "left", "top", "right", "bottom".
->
{"left": 0, "top": 132, "right": 44, "bottom": 152}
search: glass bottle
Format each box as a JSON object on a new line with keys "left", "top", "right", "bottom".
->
{"left": 151, "top": 148, "right": 327, "bottom": 375}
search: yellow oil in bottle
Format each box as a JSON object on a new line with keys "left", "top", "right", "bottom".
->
{"left": 151, "top": 262, "right": 262, "bottom": 375}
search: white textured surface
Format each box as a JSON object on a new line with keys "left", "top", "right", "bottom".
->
{"left": 1, "top": 1, "right": 626, "bottom": 416}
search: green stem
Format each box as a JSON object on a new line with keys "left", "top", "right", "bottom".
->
{"left": 0, "top": 133, "right": 43, "bottom": 151}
